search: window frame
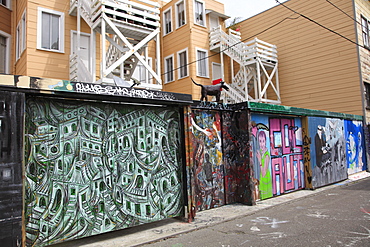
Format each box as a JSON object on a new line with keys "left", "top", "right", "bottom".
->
{"left": 194, "top": 0, "right": 206, "bottom": 27}
{"left": 365, "top": 82, "right": 370, "bottom": 109}
{"left": 177, "top": 48, "right": 188, "bottom": 79}
{"left": 37, "top": 7, "right": 65, "bottom": 53}
{"left": 196, "top": 47, "right": 209, "bottom": 78}
{"left": 0, "top": 0, "right": 11, "bottom": 9}
{"left": 361, "top": 15, "right": 369, "bottom": 48}
{"left": 163, "top": 7, "right": 172, "bottom": 36}
{"left": 16, "top": 9, "right": 26, "bottom": 60}
{"left": 175, "top": 0, "right": 186, "bottom": 29}
{"left": 164, "top": 54, "right": 174, "bottom": 84}
{"left": 0, "top": 30, "right": 11, "bottom": 74}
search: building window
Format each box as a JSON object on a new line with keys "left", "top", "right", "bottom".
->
{"left": 361, "top": 16, "right": 369, "bottom": 47}
{"left": 0, "top": 31, "right": 10, "bottom": 74}
{"left": 196, "top": 48, "right": 208, "bottom": 77}
{"left": 194, "top": 0, "right": 205, "bottom": 26}
{"left": 1, "top": 0, "right": 10, "bottom": 9}
{"left": 365, "top": 82, "right": 370, "bottom": 108}
{"left": 176, "top": 0, "right": 186, "bottom": 28}
{"left": 16, "top": 10, "right": 26, "bottom": 60}
{"left": 177, "top": 48, "right": 188, "bottom": 79}
{"left": 164, "top": 55, "right": 174, "bottom": 83}
{"left": 37, "top": 7, "right": 64, "bottom": 53}
{"left": 163, "top": 8, "right": 172, "bottom": 35}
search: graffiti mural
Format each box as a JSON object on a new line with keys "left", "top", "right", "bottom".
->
{"left": 344, "top": 120, "right": 367, "bottom": 174}
{"left": 222, "top": 111, "right": 253, "bottom": 205}
{"left": 251, "top": 114, "right": 304, "bottom": 200}
{"left": 0, "top": 91, "right": 24, "bottom": 247}
{"left": 189, "top": 109, "right": 225, "bottom": 213}
{"left": 24, "top": 97, "right": 184, "bottom": 246}
{"left": 308, "top": 117, "right": 347, "bottom": 188}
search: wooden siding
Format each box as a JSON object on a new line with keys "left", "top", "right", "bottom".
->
{"left": 0, "top": 5, "right": 11, "bottom": 34}
{"left": 355, "top": 0, "right": 370, "bottom": 83}
{"left": 354, "top": 0, "right": 370, "bottom": 123}
{"left": 238, "top": 0, "right": 362, "bottom": 115}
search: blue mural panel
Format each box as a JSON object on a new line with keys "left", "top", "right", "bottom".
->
{"left": 344, "top": 120, "right": 367, "bottom": 174}
{"left": 308, "top": 117, "right": 347, "bottom": 188}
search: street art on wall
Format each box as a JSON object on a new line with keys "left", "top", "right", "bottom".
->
{"left": 188, "top": 109, "right": 225, "bottom": 214}
{"left": 24, "top": 97, "right": 184, "bottom": 246}
{"left": 251, "top": 114, "right": 304, "bottom": 200}
{"left": 0, "top": 92, "right": 24, "bottom": 246}
{"left": 308, "top": 117, "right": 347, "bottom": 188}
{"left": 221, "top": 111, "right": 253, "bottom": 205}
{"left": 344, "top": 120, "right": 367, "bottom": 174}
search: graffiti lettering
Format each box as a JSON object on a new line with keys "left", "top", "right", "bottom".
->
{"left": 74, "top": 83, "right": 178, "bottom": 101}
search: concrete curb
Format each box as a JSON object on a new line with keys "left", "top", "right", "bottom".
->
{"left": 54, "top": 171, "right": 370, "bottom": 247}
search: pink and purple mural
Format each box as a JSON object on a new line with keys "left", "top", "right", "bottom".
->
{"left": 251, "top": 114, "right": 304, "bottom": 200}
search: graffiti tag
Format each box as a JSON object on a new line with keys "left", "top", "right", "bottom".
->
{"left": 75, "top": 83, "right": 178, "bottom": 101}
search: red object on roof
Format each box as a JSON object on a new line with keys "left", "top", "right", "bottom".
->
{"left": 212, "top": 78, "right": 222, "bottom": 85}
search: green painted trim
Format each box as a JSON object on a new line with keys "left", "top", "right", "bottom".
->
{"left": 248, "top": 102, "right": 363, "bottom": 121}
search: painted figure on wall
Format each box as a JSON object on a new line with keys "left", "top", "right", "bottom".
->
{"left": 250, "top": 114, "right": 273, "bottom": 200}
{"left": 315, "top": 125, "right": 330, "bottom": 169}
{"left": 251, "top": 114, "right": 304, "bottom": 200}
{"left": 309, "top": 117, "right": 347, "bottom": 188}
{"left": 345, "top": 120, "right": 367, "bottom": 174}
{"left": 256, "top": 130, "right": 273, "bottom": 199}
{"left": 190, "top": 110, "right": 224, "bottom": 212}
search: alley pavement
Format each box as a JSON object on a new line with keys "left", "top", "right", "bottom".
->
{"left": 53, "top": 171, "right": 370, "bottom": 247}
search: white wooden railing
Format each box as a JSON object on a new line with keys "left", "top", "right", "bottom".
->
{"left": 70, "top": 54, "right": 93, "bottom": 82}
{"left": 210, "top": 26, "right": 280, "bottom": 104}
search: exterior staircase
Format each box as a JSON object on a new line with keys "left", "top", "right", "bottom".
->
{"left": 69, "top": 0, "right": 161, "bottom": 89}
{"left": 209, "top": 26, "right": 281, "bottom": 104}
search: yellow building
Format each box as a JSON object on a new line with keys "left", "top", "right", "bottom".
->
{"left": 2, "top": 0, "right": 370, "bottom": 115}
{"left": 236, "top": 0, "right": 370, "bottom": 118}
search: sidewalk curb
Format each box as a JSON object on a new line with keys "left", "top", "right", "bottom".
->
{"left": 54, "top": 172, "right": 370, "bottom": 247}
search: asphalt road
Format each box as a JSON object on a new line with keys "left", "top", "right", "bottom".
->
{"left": 142, "top": 177, "right": 370, "bottom": 247}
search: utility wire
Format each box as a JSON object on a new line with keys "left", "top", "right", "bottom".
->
{"left": 275, "top": 0, "right": 364, "bottom": 48}
{"left": 325, "top": 0, "right": 360, "bottom": 25}
{"left": 159, "top": 15, "right": 300, "bottom": 80}
{"left": 134, "top": 0, "right": 366, "bottom": 84}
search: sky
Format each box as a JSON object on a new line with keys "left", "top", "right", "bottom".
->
{"left": 217, "top": 0, "right": 288, "bottom": 21}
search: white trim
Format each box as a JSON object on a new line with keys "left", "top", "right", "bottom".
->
{"left": 175, "top": 0, "right": 186, "bottom": 29}
{"left": 164, "top": 54, "right": 174, "bottom": 84}
{"left": 0, "top": 30, "right": 11, "bottom": 74}
{"left": 37, "top": 7, "right": 65, "bottom": 53}
{"left": 163, "top": 7, "right": 173, "bottom": 36}
{"left": 194, "top": 0, "right": 206, "bottom": 27}
{"left": 209, "top": 14, "right": 219, "bottom": 30}
{"left": 196, "top": 47, "right": 209, "bottom": 78}
{"left": 212, "top": 62, "right": 222, "bottom": 80}
{"left": 0, "top": 0, "right": 11, "bottom": 9}
{"left": 177, "top": 48, "right": 188, "bottom": 79}
{"left": 16, "top": 9, "right": 26, "bottom": 60}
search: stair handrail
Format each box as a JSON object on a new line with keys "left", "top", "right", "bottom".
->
{"left": 221, "top": 83, "right": 246, "bottom": 103}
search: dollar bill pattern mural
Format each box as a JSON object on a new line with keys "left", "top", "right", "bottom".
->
{"left": 24, "top": 97, "right": 183, "bottom": 246}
